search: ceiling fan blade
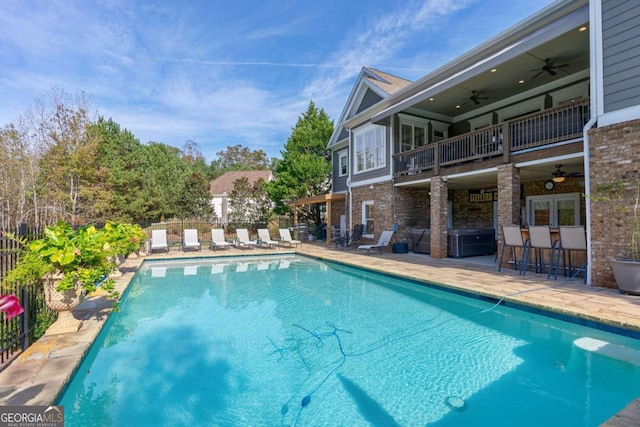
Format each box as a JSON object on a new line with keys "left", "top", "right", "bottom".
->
{"left": 547, "top": 68, "right": 557, "bottom": 76}
{"left": 532, "top": 70, "right": 544, "bottom": 79}
{"left": 472, "top": 98, "right": 480, "bottom": 105}
{"left": 554, "top": 63, "right": 570, "bottom": 68}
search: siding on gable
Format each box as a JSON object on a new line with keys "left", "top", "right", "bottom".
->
{"left": 332, "top": 150, "right": 348, "bottom": 193}
{"left": 356, "top": 89, "right": 383, "bottom": 115}
{"left": 602, "top": 0, "right": 640, "bottom": 113}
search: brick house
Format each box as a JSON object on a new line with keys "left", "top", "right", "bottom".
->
{"left": 327, "top": 0, "right": 640, "bottom": 288}
{"left": 209, "top": 170, "right": 273, "bottom": 225}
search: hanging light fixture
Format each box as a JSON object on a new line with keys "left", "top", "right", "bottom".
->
{"left": 552, "top": 165, "right": 566, "bottom": 183}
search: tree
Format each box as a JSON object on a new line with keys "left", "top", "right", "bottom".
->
{"left": 227, "top": 177, "right": 271, "bottom": 226}
{"left": 211, "top": 144, "right": 271, "bottom": 174}
{"left": 266, "top": 101, "right": 333, "bottom": 226}
{"left": 176, "top": 169, "right": 215, "bottom": 219}
{"left": 37, "top": 90, "right": 103, "bottom": 225}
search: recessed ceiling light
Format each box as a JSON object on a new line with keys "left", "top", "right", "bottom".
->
{"left": 491, "top": 68, "right": 497, "bottom": 73}
{"left": 455, "top": 105, "right": 461, "bottom": 109}
{"left": 518, "top": 79, "right": 525, "bottom": 84}
{"left": 579, "top": 26, "right": 587, "bottom": 32}
{"left": 429, "top": 97, "right": 434, "bottom": 101}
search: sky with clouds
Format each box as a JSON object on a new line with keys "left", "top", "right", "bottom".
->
{"left": 1, "top": 0, "right": 557, "bottom": 161}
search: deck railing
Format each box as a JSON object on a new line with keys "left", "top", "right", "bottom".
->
{"left": 394, "top": 99, "right": 590, "bottom": 176}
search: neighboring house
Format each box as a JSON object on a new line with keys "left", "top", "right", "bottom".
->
{"left": 327, "top": 0, "right": 640, "bottom": 289}
{"left": 209, "top": 170, "right": 273, "bottom": 224}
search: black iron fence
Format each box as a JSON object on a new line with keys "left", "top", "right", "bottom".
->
{"left": 0, "top": 224, "right": 55, "bottom": 368}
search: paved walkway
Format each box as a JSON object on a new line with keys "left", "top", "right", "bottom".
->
{"left": 0, "top": 243, "right": 638, "bottom": 425}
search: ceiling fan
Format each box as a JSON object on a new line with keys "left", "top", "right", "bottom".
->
{"left": 551, "top": 164, "right": 584, "bottom": 182}
{"left": 532, "top": 58, "right": 569, "bottom": 79}
{"left": 462, "top": 90, "right": 489, "bottom": 106}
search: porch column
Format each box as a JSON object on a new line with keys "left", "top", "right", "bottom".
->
{"left": 430, "top": 176, "right": 448, "bottom": 258}
{"left": 497, "top": 164, "right": 521, "bottom": 252}
{"left": 326, "top": 201, "right": 333, "bottom": 245}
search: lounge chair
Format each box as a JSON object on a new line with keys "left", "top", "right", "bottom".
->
{"left": 257, "top": 229, "right": 279, "bottom": 248}
{"left": 150, "top": 229, "right": 170, "bottom": 253}
{"left": 210, "top": 229, "right": 231, "bottom": 251}
{"left": 357, "top": 230, "right": 395, "bottom": 254}
{"left": 278, "top": 228, "right": 301, "bottom": 247}
{"left": 182, "top": 229, "right": 202, "bottom": 252}
{"left": 235, "top": 229, "right": 257, "bottom": 249}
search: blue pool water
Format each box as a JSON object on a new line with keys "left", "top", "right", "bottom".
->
{"left": 58, "top": 255, "right": 640, "bottom": 426}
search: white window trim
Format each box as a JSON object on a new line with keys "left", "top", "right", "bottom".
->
{"left": 362, "top": 200, "right": 374, "bottom": 238}
{"left": 399, "top": 114, "right": 429, "bottom": 152}
{"left": 338, "top": 149, "right": 348, "bottom": 177}
{"left": 525, "top": 192, "right": 581, "bottom": 228}
{"left": 353, "top": 124, "right": 386, "bottom": 175}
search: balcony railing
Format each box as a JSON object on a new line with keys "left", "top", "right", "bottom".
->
{"left": 394, "top": 99, "right": 590, "bottom": 176}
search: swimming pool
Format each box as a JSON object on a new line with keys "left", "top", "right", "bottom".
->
{"left": 57, "top": 255, "right": 640, "bottom": 426}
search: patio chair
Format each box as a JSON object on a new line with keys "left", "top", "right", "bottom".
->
{"left": 522, "top": 225, "right": 559, "bottom": 278}
{"left": 348, "top": 224, "right": 365, "bottom": 249}
{"left": 182, "top": 229, "right": 202, "bottom": 252}
{"left": 210, "top": 229, "right": 231, "bottom": 251}
{"left": 278, "top": 228, "right": 301, "bottom": 248}
{"left": 498, "top": 225, "right": 527, "bottom": 274}
{"left": 357, "top": 230, "right": 394, "bottom": 254}
{"left": 235, "top": 229, "right": 257, "bottom": 249}
{"left": 553, "top": 226, "right": 588, "bottom": 283}
{"left": 150, "top": 229, "right": 169, "bottom": 253}
{"left": 257, "top": 229, "right": 279, "bottom": 248}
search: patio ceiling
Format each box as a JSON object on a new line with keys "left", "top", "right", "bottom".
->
{"left": 396, "top": 156, "right": 586, "bottom": 191}
{"left": 408, "top": 25, "right": 590, "bottom": 119}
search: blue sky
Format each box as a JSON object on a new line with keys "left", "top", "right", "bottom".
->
{"left": 1, "top": 0, "right": 557, "bottom": 161}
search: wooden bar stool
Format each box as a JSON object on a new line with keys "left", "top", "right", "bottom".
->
{"left": 498, "top": 225, "right": 527, "bottom": 274}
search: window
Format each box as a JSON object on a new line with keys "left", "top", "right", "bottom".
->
{"left": 354, "top": 125, "right": 385, "bottom": 173}
{"left": 399, "top": 115, "right": 428, "bottom": 152}
{"left": 338, "top": 149, "right": 348, "bottom": 177}
{"left": 525, "top": 193, "right": 581, "bottom": 227}
{"left": 362, "top": 201, "right": 374, "bottom": 237}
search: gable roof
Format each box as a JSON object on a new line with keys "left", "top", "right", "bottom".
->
{"left": 209, "top": 170, "right": 273, "bottom": 195}
{"left": 365, "top": 68, "right": 412, "bottom": 96}
{"left": 327, "top": 67, "right": 412, "bottom": 149}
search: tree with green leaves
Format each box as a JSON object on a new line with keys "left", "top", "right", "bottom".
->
{"left": 210, "top": 144, "right": 271, "bottom": 178}
{"left": 176, "top": 169, "right": 215, "bottom": 219}
{"left": 266, "top": 101, "right": 333, "bottom": 226}
{"left": 227, "top": 177, "right": 271, "bottom": 226}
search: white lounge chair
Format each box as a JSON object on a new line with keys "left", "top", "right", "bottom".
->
{"left": 278, "top": 228, "right": 301, "bottom": 247}
{"left": 357, "top": 230, "right": 395, "bottom": 254}
{"left": 257, "top": 229, "right": 278, "bottom": 248}
{"left": 235, "top": 229, "right": 257, "bottom": 249}
{"left": 210, "top": 229, "right": 231, "bottom": 251}
{"left": 182, "top": 229, "right": 201, "bottom": 252}
{"left": 150, "top": 229, "right": 169, "bottom": 253}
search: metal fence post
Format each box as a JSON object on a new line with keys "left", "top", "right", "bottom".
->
{"left": 20, "top": 287, "right": 29, "bottom": 351}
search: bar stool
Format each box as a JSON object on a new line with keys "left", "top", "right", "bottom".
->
{"left": 553, "top": 226, "right": 588, "bottom": 283}
{"left": 523, "top": 225, "right": 559, "bottom": 278}
{"left": 498, "top": 225, "right": 527, "bottom": 274}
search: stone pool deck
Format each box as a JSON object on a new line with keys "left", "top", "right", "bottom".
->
{"left": 0, "top": 242, "right": 638, "bottom": 425}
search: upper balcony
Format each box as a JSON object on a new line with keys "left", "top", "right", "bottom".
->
{"left": 393, "top": 99, "right": 590, "bottom": 178}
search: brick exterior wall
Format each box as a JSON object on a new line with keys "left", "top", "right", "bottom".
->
{"left": 394, "top": 187, "right": 430, "bottom": 240}
{"left": 451, "top": 189, "right": 494, "bottom": 228}
{"left": 351, "top": 182, "right": 394, "bottom": 240}
{"left": 589, "top": 119, "right": 640, "bottom": 288}
{"left": 430, "top": 178, "right": 448, "bottom": 258}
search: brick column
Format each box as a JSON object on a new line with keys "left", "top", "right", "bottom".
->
{"left": 497, "top": 164, "right": 521, "bottom": 264}
{"left": 430, "top": 177, "right": 448, "bottom": 258}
